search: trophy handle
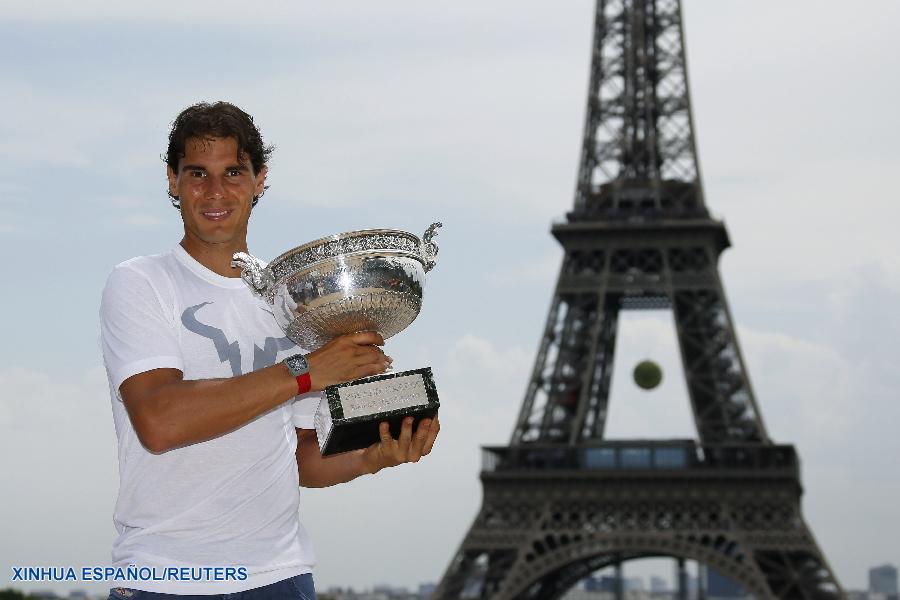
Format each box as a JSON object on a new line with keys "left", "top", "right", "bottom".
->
{"left": 421, "top": 222, "right": 443, "bottom": 273}
{"left": 231, "top": 252, "right": 275, "bottom": 300}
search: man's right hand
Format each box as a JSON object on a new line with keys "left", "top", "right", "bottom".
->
{"left": 305, "top": 331, "right": 391, "bottom": 392}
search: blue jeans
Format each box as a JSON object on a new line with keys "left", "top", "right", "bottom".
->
{"left": 108, "top": 573, "right": 316, "bottom": 600}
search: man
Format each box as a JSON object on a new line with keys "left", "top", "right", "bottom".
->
{"left": 100, "top": 101, "right": 439, "bottom": 599}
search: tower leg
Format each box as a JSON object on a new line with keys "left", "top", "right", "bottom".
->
{"left": 698, "top": 563, "right": 707, "bottom": 600}
{"left": 614, "top": 560, "right": 623, "bottom": 600}
{"left": 677, "top": 558, "right": 687, "bottom": 600}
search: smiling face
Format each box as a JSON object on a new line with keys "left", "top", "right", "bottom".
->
{"left": 167, "top": 136, "right": 267, "bottom": 261}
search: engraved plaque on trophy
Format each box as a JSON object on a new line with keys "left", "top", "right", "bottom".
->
{"left": 232, "top": 223, "right": 442, "bottom": 455}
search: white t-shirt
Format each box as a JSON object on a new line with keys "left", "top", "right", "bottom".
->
{"left": 99, "top": 245, "right": 320, "bottom": 594}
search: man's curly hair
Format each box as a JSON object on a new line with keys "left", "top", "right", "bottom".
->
{"left": 165, "top": 101, "right": 274, "bottom": 177}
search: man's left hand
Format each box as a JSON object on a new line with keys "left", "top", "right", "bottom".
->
{"left": 362, "top": 416, "right": 440, "bottom": 475}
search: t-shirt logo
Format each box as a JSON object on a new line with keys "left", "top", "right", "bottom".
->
{"left": 181, "top": 302, "right": 295, "bottom": 376}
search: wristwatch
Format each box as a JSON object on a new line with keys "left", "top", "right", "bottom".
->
{"left": 283, "top": 353, "right": 309, "bottom": 377}
{"left": 283, "top": 353, "right": 312, "bottom": 394}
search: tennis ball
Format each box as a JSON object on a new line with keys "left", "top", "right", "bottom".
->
{"left": 633, "top": 360, "right": 663, "bottom": 390}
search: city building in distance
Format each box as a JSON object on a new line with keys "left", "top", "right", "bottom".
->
{"left": 869, "top": 563, "right": 898, "bottom": 599}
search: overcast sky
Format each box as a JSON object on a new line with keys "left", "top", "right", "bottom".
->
{"left": 1, "top": 0, "right": 898, "bottom": 595}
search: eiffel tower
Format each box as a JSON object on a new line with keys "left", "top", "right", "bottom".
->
{"left": 433, "top": 1, "right": 843, "bottom": 599}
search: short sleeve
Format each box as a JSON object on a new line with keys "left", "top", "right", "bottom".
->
{"left": 292, "top": 391, "right": 322, "bottom": 429}
{"left": 100, "top": 264, "right": 184, "bottom": 399}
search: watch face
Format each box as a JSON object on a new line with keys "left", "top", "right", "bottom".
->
{"left": 285, "top": 354, "right": 309, "bottom": 376}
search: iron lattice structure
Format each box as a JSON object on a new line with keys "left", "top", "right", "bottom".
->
{"left": 433, "top": 1, "right": 844, "bottom": 598}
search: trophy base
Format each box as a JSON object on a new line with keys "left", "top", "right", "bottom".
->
{"left": 314, "top": 367, "right": 440, "bottom": 456}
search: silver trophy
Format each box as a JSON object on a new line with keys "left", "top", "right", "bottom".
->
{"left": 232, "top": 223, "right": 442, "bottom": 455}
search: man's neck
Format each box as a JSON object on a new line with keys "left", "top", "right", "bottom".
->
{"left": 180, "top": 238, "right": 248, "bottom": 278}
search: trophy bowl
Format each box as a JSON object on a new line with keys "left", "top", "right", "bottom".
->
{"left": 233, "top": 222, "right": 443, "bottom": 455}
{"left": 232, "top": 223, "right": 441, "bottom": 350}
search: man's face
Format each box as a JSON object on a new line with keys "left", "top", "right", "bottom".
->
{"left": 167, "top": 136, "right": 267, "bottom": 251}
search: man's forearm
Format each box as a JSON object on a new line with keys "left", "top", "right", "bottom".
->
{"left": 122, "top": 332, "right": 391, "bottom": 454}
{"left": 123, "top": 364, "right": 298, "bottom": 453}
{"left": 295, "top": 429, "right": 373, "bottom": 488}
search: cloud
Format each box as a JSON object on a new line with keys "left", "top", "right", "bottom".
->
{"left": 739, "top": 327, "right": 856, "bottom": 444}
{"left": 246, "top": 50, "right": 585, "bottom": 223}
{"left": 0, "top": 1, "right": 593, "bottom": 30}
{"left": 712, "top": 157, "right": 900, "bottom": 293}
{"left": 0, "top": 366, "right": 119, "bottom": 596}
{"left": 737, "top": 320, "right": 900, "bottom": 589}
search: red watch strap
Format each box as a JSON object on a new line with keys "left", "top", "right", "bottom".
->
{"left": 296, "top": 372, "right": 312, "bottom": 395}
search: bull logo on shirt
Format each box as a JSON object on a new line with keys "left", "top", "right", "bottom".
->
{"left": 181, "top": 302, "right": 295, "bottom": 377}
